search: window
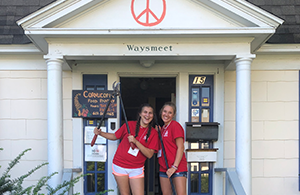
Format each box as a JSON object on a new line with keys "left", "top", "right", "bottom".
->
{"left": 188, "top": 75, "right": 214, "bottom": 195}
{"left": 83, "top": 75, "right": 108, "bottom": 195}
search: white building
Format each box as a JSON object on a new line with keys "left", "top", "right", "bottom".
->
{"left": 0, "top": 0, "right": 299, "bottom": 194}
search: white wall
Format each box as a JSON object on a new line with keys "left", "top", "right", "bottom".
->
{"left": 224, "top": 54, "right": 300, "bottom": 195}
{"left": 251, "top": 70, "right": 299, "bottom": 195}
{"left": 0, "top": 69, "right": 48, "bottom": 188}
{"left": 0, "top": 55, "right": 73, "bottom": 190}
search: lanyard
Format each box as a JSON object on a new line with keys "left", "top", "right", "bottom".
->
{"left": 138, "top": 126, "right": 148, "bottom": 142}
{"left": 162, "top": 121, "right": 172, "bottom": 136}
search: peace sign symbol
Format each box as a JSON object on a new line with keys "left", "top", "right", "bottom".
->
{"left": 131, "top": 0, "right": 166, "bottom": 27}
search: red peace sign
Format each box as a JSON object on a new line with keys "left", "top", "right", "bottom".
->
{"left": 131, "top": 0, "right": 166, "bottom": 27}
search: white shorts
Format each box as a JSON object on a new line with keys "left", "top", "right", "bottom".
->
{"left": 112, "top": 163, "right": 144, "bottom": 179}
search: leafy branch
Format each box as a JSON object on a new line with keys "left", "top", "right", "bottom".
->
{"left": 0, "top": 148, "right": 83, "bottom": 195}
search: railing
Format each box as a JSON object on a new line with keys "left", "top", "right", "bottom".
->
{"left": 58, "top": 168, "right": 82, "bottom": 195}
{"left": 215, "top": 168, "right": 246, "bottom": 195}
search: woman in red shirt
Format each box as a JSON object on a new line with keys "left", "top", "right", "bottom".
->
{"left": 158, "top": 102, "right": 187, "bottom": 195}
{"left": 94, "top": 103, "right": 158, "bottom": 195}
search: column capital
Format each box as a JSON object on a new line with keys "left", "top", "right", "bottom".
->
{"left": 234, "top": 54, "right": 256, "bottom": 63}
{"left": 44, "top": 55, "right": 64, "bottom": 63}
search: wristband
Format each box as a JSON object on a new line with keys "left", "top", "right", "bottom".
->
{"left": 172, "top": 165, "right": 178, "bottom": 170}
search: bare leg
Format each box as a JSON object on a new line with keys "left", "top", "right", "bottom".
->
{"left": 114, "top": 175, "right": 131, "bottom": 195}
{"left": 129, "top": 177, "right": 144, "bottom": 195}
{"left": 160, "top": 177, "right": 172, "bottom": 195}
{"left": 173, "top": 177, "right": 187, "bottom": 195}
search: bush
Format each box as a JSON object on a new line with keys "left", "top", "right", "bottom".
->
{"left": 0, "top": 148, "right": 83, "bottom": 195}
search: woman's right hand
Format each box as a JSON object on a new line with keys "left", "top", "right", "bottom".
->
{"left": 94, "top": 127, "right": 101, "bottom": 135}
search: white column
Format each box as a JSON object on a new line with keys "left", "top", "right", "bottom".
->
{"left": 45, "top": 57, "right": 64, "bottom": 188}
{"left": 176, "top": 72, "right": 189, "bottom": 127}
{"left": 235, "top": 55, "right": 255, "bottom": 195}
{"left": 72, "top": 70, "right": 84, "bottom": 194}
{"left": 107, "top": 73, "right": 119, "bottom": 195}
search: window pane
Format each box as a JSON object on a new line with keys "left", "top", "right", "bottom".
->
{"left": 191, "top": 88, "right": 200, "bottom": 107}
{"left": 191, "top": 173, "right": 199, "bottom": 193}
{"left": 87, "top": 162, "right": 95, "bottom": 171}
{"left": 97, "top": 162, "right": 105, "bottom": 171}
{"left": 201, "top": 87, "right": 210, "bottom": 106}
{"left": 87, "top": 173, "right": 95, "bottom": 192}
{"left": 87, "top": 120, "right": 95, "bottom": 126}
{"left": 191, "top": 163, "right": 199, "bottom": 171}
{"left": 191, "top": 108, "right": 200, "bottom": 122}
{"left": 97, "top": 173, "right": 105, "bottom": 192}
{"left": 96, "top": 86, "right": 105, "bottom": 90}
{"left": 201, "top": 108, "right": 209, "bottom": 122}
{"left": 201, "top": 173, "right": 209, "bottom": 193}
{"left": 97, "top": 120, "right": 105, "bottom": 127}
{"left": 86, "top": 85, "right": 95, "bottom": 90}
{"left": 200, "top": 141, "right": 210, "bottom": 149}
{"left": 200, "top": 162, "right": 209, "bottom": 171}
{"left": 202, "top": 87, "right": 210, "bottom": 98}
{"left": 191, "top": 142, "right": 199, "bottom": 149}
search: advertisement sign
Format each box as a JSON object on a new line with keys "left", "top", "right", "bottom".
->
{"left": 72, "top": 90, "right": 117, "bottom": 118}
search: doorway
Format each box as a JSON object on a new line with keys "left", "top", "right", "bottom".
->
{"left": 120, "top": 77, "right": 176, "bottom": 195}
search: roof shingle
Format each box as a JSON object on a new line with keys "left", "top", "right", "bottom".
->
{"left": 0, "top": 0, "right": 55, "bottom": 44}
{"left": 247, "top": 0, "right": 300, "bottom": 43}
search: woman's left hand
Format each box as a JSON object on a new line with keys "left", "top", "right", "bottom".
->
{"left": 128, "top": 135, "right": 136, "bottom": 144}
{"left": 155, "top": 125, "right": 161, "bottom": 132}
{"left": 166, "top": 167, "right": 176, "bottom": 178}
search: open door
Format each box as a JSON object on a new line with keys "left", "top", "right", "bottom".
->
{"left": 120, "top": 77, "right": 176, "bottom": 195}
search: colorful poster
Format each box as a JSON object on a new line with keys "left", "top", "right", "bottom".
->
{"left": 72, "top": 90, "right": 117, "bottom": 118}
{"left": 192, "top": 109, "right": 199, "bottom": 122}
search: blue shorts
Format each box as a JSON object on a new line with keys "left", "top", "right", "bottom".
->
{"left": 159, "top": 171, "right": 187, "bottom": 179}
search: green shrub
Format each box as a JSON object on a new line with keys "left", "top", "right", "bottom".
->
{"left": 0, "top": 148, "right": 83, "bottom": 195}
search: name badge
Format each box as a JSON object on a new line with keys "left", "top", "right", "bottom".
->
{"left": 157, "top": 149, "right": 162, "bottom": 158}
{"left": 128, "top": 147, "right": 139, "bottom": 157}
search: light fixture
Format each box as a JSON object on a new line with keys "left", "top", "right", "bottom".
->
{"left": 140, "top": 60, "right": 155, "bottom": 68}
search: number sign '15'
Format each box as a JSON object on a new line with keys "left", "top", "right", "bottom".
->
{"left": 193, "top": 76, "right": 207, "bottom": 84}
{"left": 72, "top": 90, "right": 117, "bottom": 118}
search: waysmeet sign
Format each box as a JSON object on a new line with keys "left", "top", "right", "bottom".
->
{"left": 126, "top": 45, "right": 173, "bottom": 53}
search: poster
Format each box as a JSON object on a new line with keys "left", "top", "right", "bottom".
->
{"left": 191, "top": 108, "right": 199, "bottom": 122}
{"left": 85, "top": 126, "right": 106, "bottom": 144}
{"left": 72, "top": 90, "right": 117, "bottom": 118}
{"left": 85, "top": 145, "right": 107, "bottom": 162}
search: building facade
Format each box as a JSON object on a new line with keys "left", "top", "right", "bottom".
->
{"left": 0, "top": 0, "right": 300, "bottom": 195}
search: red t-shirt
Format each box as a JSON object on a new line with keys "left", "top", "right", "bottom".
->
{"left": 158, "top": 120, "right": 187, "bottom": 172}
{"left": 113, "top": 121, "right": 159, "bottom": 168}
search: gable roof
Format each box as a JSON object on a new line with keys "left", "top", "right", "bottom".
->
{"left": 0, "top": 0, "right": 299, "bottom": 44}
